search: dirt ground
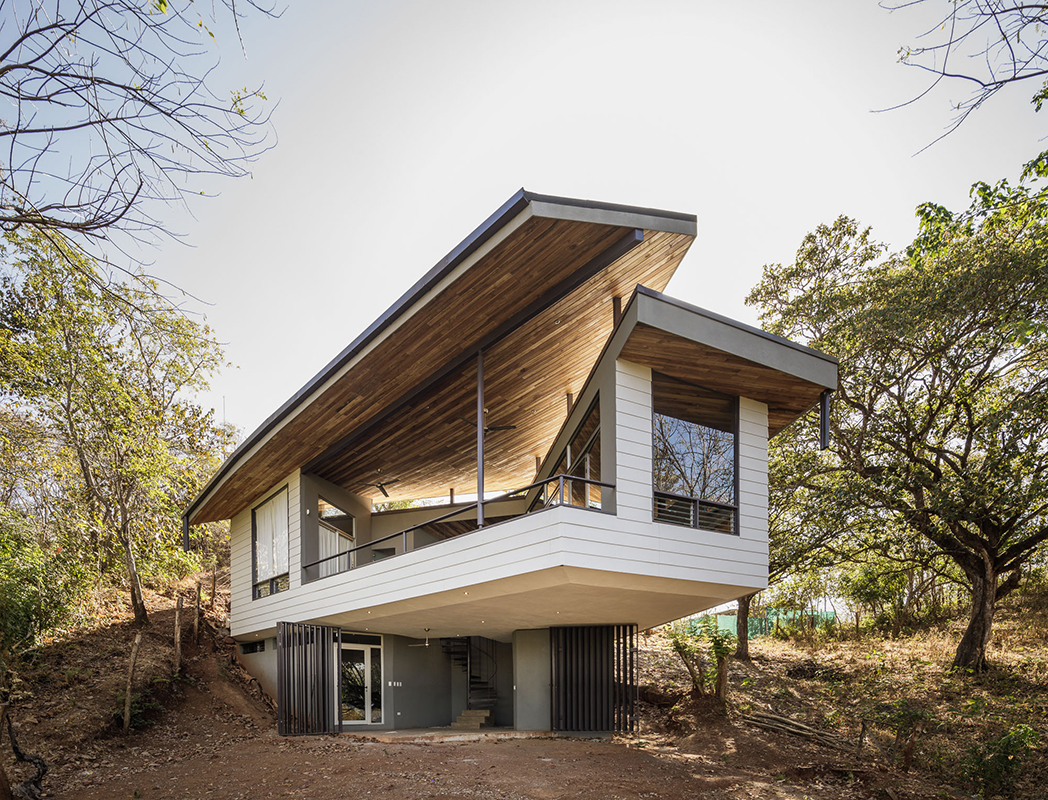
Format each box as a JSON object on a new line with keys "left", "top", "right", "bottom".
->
{"left": 36, "top": 637, "right": 941, "bottom": 800}
{"left": 56, "top": 721, "right": 923, "bottom": 800}
{"left": 5, "top": 581, "right": 1029, "bottom": 799}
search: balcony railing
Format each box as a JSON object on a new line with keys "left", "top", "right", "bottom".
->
{"left": 302, "top": 475, "right": 614, "bottom": 582}
{"left": 653, "top": 490, "right": 736, "bottom": 535}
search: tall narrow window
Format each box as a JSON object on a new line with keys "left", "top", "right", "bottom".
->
{"left": 652, "top": 373, "right": 737, "bottom": 534}
{"left": 318, "top": 497, "right": 355, "bottom": 578}
{"left": 531, "top": 397, "right": 602, "bottom": 510}
{"left": 253, "top": 487, "right": 290, "bottom": 598}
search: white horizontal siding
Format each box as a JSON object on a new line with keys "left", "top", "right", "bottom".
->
{"left": 229, "top": 470, "right": 302, "bottom": 636}
{"left": 231, "top": 498, "right": 770, "bottom": 637}
{"left": 737, "top": 397, "right": 768, "bottom": 543}
{"left": 615, "top": 359, "right": 653, "bottom": 526}
{"left": 227, "top": 369, "right": 772, "bottom": 639}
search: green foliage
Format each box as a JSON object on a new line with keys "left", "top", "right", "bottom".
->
{"left": 748, "top": 174, "right": 1048, "bottom": 670}
{"left": 0, "top": 229, "right": 236, "bottom": 627}
{"left": 962, "top": 724, "right": 1040, "bottom": 798}
{"left": 0, "top": 508, "right": 81, "bottom": 666}
{"left": 667, "top": 617, "right": 736, "bottom": 694}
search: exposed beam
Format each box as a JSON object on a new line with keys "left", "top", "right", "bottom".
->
{"left": 303, "top": 228, "right": 645, "bottom": 477}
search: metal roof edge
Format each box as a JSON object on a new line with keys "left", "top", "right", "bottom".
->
{"left": 633, "top": 286, "right": 839, "bottom": 368}
{"left": 523, "top": 191, "right": 697, "bottom": 236}
{"left": 185, "top": 189, "right": 533, "bottom": 525}
{"left": 185, "top": 190, "right": 696, "bottom": 526}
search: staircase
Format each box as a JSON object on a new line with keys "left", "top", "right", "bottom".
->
{"left": 441, "top": 636, "right": 498, "bottom": 723}
{"left": 451, "top": 708, "right": 492, "bottom": 730}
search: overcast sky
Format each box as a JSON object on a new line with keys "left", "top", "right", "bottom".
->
{"left": 149, "top": 1, "right": 1043, "bottom": 438}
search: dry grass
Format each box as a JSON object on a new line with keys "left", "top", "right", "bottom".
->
{"left": 637, "top": 583, "right": 1048, "bottom": 798}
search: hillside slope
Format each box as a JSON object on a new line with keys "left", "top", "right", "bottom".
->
{"left": 1, "top": 576, "right": 1044, "bottom": 799}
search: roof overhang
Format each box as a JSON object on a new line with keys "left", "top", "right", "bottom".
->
{"left": 186, "top": 191, "right": 698, "bottom": 525}
{"left": 617, "top": 287, "right": 838, "bottom": 435}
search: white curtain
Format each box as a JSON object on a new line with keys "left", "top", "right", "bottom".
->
{"left": 255, "top": 489, "right": 289, "bottom": 580}
{"left": 318, "top": 521, "right": 353, "bottom": 578}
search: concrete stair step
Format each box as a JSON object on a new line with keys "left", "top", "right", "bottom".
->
{"left": 460, "top": 709, "right": 491, "bottom": 718}
{"left": 451, "top": 719, "right": 489, "bottom": 730}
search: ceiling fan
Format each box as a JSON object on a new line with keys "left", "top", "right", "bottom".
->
{"left": 408, "top": 628, "right": 432, "bottom": 647}
{"left": 457, "top": 415, "right": 516, "bottom": 434}
{"left": 363, "top": 479, "right": 400, "bottom": 497}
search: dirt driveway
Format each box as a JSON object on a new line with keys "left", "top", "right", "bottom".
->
{"left": 59, "top": 731, "right": 862, "bottom": 800}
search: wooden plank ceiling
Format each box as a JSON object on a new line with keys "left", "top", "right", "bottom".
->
{"left": 190, "top": 215, "right": 695, "bottom": 523}
{"left": 619, "top": 322, "right": 827, "bottom": 436}
{"left": 309, "top": 228, "right": 691, "bottom": 501}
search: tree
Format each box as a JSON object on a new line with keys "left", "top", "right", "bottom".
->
{"left": 748, "top": 195, "right": 1048, "bottom": 672}
{"left": 666, "top": 617, "right": 735, "bottom": 701}
{"left": 0, "top": 229, "right": 234, "bottom": 624}
{"left": 734, "top": 418, "right": 863, "bottom": 658}
{"left": 888, "top": 1, "right": 1048, "bottom": 136}
{"left": 0, "top": 1, "right": 271, "bottom": 260}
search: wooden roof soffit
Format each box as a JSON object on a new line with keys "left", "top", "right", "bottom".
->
{"left": 184, "top": 191, "right": 698, "bottom": 527}
{"left": 616, "top": 287, "right": 838, "bottom": 436}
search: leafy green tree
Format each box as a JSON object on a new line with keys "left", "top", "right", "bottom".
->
{"left": 666, "top": 617, "right": 736, "bottom": 700}
{"left": 748, "top": 191, "right": 1048, "bottom": 672}
{"left": 0, "top": 230, "right": 234, "bottom": 625}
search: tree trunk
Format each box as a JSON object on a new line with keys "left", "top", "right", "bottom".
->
{"left": 715, "top": 656, "right": 729, "bottom": 701}
{"left": 0, "top": 705, "right": 10, "bottom": 800}
{"left": 671, "top": 640, "right": 706, "bottom": 694}
{"left": 952, "top": 565, "right": 996, "bottom": 673}
{"left": 118, "top": 529, "right": 149, "bottom": 626}
{"left": 735, "top": 593, "right": 755, "bottom": 660}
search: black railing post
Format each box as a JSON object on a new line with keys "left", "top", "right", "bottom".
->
{"left": 477, "top": 349, "right": 485, "bottom": 528}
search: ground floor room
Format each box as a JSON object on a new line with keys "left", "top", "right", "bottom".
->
{"left": 237, "top": 623, "right": 638, "bottom": 735}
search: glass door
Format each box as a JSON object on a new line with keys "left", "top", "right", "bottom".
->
{"left": 340, "top": 643, "right": 382, "bottom": 724}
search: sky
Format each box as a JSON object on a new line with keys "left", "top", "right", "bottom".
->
{"left": 147, "top": 1, "right": 1044, "bottom": 439}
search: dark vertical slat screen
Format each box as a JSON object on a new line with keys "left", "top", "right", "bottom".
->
{"left": 276, "top": 621, "right": 340, "bottom": 736}
{"left": 549, "top": 624, "right": 636, "bottom": 733}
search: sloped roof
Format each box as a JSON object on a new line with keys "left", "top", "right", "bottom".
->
{"left": 185, "top": 191, "right": 698, "bottom": 524}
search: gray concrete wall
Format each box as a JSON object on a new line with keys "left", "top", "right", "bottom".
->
{"left": 492, "top": 641, "right": 514, "bottom": 727}
{"left": 513, "top": 628, "right": 551, "bottom": 731}
{"left": 385, "top": 634, "right": 454, "bottom": 729}
{"left": 237, "top": 637, "right": 278, "bottom": 701}
{"left": 298, "top": 472, "right": 372, "bottom": 577}
{"left": 238, "top": 631, "right": 529, "bottom": 731}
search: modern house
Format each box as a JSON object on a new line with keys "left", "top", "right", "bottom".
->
{"left": 183, "top": 190, "right": 837, "bottom": 735}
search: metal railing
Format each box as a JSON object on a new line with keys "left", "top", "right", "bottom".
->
{"left": 653, "top": 490, "right": 736, "bottom": 534}
{"left": 302, "top": 475, "right": 614, "bottom": 582}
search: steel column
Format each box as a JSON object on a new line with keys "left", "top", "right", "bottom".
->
{"left": 477, "top": 349, "right": 485, "bottom": 528}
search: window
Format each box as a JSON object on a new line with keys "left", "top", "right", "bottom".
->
{"left": 240, "top": 640, "right": 266, "bottom": 655}
{"left": 531, "top": 397, "right": 602, "bottom": 510}
{"left": 318, "top": 497, "right": 355, "bottom": 578}
{"left": 651, "top": 372, "right": 737, "bottom": 534}
{"left": 253, "top": 487, "right": 289, "bottom": 598}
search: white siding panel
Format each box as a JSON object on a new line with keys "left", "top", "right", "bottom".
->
{"left": 227, "top": 369, "right": 772, "bottom": 639}
{"left": 615, "top": 359, "right": 652, "bottom": 528}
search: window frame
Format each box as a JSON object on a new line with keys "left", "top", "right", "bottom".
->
{"left": 650, "top": 374, "right": 740, "bottom": 536}
{"left": 317, "top": 495, "right": 356, "bottom": 577}
{"left": 252, "top": 485, "right": 290, "bottom": 600}
{"left": 530, "top": 395, "right": 602, "bottom": 512}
